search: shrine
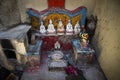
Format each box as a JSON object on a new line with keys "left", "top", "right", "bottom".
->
{"left": 0, "top": 0, "right": 119, "bottom": 80}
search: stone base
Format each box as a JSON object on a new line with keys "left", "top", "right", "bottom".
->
{"left": 66, "top": 32, "right": 73, "bottom": 35}
{"left": 47, "top": 32, "right": 56, "bottom": 34}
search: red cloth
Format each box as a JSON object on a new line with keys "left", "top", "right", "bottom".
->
{"left": 88, "top": 54, "right": 94, "bottom": 63}
{"left": 40, "top": 36, "right": 72, "bottom": 51}
{"left": 48, "top": 0, "right": 65, "bottom": 8}
{"left": 65, "top": 65, "right": 78, "bottom": 76}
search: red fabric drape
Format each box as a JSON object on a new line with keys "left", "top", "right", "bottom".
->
{"left": 48, "top": 0, "right": 65, "bottom": 8}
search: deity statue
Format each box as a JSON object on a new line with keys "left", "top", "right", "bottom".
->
{"left": 47, "top": 19, "right": 56, "bottom": 34}
{"left": 54, "top": 41, "right": 60, "bottom": 49}
{"left": 66, "top": 20, "right": 73, "bottom": 34}
{"left": 80, "top": 33, "right": 89, "bottom": 48}
{"left": 40, "top": 21, "right": 46, "bottom": 34}
{"left": 57, "top": 19, "right": 65, "bottom": 34}
{"left": 74, "top": 21, "right": 81, "bottom": 34}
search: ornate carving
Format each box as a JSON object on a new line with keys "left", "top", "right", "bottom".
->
{"left": 31, "top": 16, "right": 39, "bottom": 30}
{"left": 44, "top": 13, "right": 70, "bottom": 28}
{"left": 72, "top": 14, "right": 82, "bottom": 27}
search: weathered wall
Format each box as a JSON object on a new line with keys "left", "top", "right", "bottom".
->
{"left": 0, "top": 39, "right": 27, "bottom": 70}
{"left": 24, "top": 0, "right": 96, "bottom": 15}
{"left": 0, "top": 43, "right": 14, "bottom": 70}
{"left": 93, "top": 0, "right": 120, "bottom": 80}
{"left": 65, "top": 0, "right": 96, "bottom": 15}
{"left": 0, "top": 0, "right": 21, "bottom": 29}
{"left": 24, "top": 0, "right": 48, "bottom": 12}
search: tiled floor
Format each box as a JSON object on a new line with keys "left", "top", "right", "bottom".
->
{"left": 21, "top": 51, "right": 106, "bottom": 80}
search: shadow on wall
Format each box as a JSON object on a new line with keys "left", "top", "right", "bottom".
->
{"left": 85, "top": 15, "right": 97, "bottom": 44}
{"left": 85, "top": 16, "right": 108, "bottom": 80}
{"left": 85, "top": 15, "right": 103, "bottom": 58}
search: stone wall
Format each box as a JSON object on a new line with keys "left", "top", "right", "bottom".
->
{"left": 93, "top": 0, "right": 120, "bottom": 80}
{"left": 0, "top": 0, "right": 21, "bottom": 29}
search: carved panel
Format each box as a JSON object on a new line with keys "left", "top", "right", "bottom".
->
{"left": 72, "top": 14, "right": 82, "bottom": 27}
{"left": 44, "top": 13, "right": 70, "bottom": 28}
{"left": 31, "top": 16, "right": 39, "bottom": 30}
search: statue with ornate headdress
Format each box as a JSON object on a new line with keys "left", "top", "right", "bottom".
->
{"left": 57, "top": 19, "right": 65, "bottom": 34}
{"left": 80, "top": 33, "right": 89, "bottom": 48}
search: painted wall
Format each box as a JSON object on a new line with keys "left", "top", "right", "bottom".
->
{"left": 93, "top": 0, "right": 120, "bottom": 80}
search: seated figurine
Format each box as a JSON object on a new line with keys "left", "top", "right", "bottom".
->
{"left": 54, "top": 41, "right": 60, "bottom": 49}
{"left": 66, "top": 20, "right": 73, "bottom": 34}
{"left": 81, "top": 33, "right": 89, "bottom": 48}
{"left": 57, "top": 19, "right": 65, "bottom": 34}
{"left": 47, "top": 19, "right": 56, "bottom": 34}
{"left": 40, "top": 21, "right": 46, "bottom": 34}
{"left": 81, "top": 38, "right": 89, "bottom": 48}
{"left": 74, "top": 21, "right": 81, "bottom": 34}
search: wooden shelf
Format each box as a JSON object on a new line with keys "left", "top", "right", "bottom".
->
{"left": 34, "top": 32, "right": 79, "bottom": 37}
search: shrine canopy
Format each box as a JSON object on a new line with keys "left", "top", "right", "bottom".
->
{"left": 26, "top": 0, "right": 87, "bottom": 30}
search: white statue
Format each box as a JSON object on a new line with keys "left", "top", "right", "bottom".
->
{"left": 66, "top": 20, "right": 73, "bottom": 33}
{"left": 57, "top": 19, "right": 65, "bottom": 33}
{"left": 74, "top": 21, "right": 81, "bottom": 33}
{"left": 47, "top": 19, "right": 56, "bottom": 33}
{"left": 54, "top": 41, "right": 60, "bottom": 49}
{"left": 40, "top": 21, "right": 46, "bottom": 34}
